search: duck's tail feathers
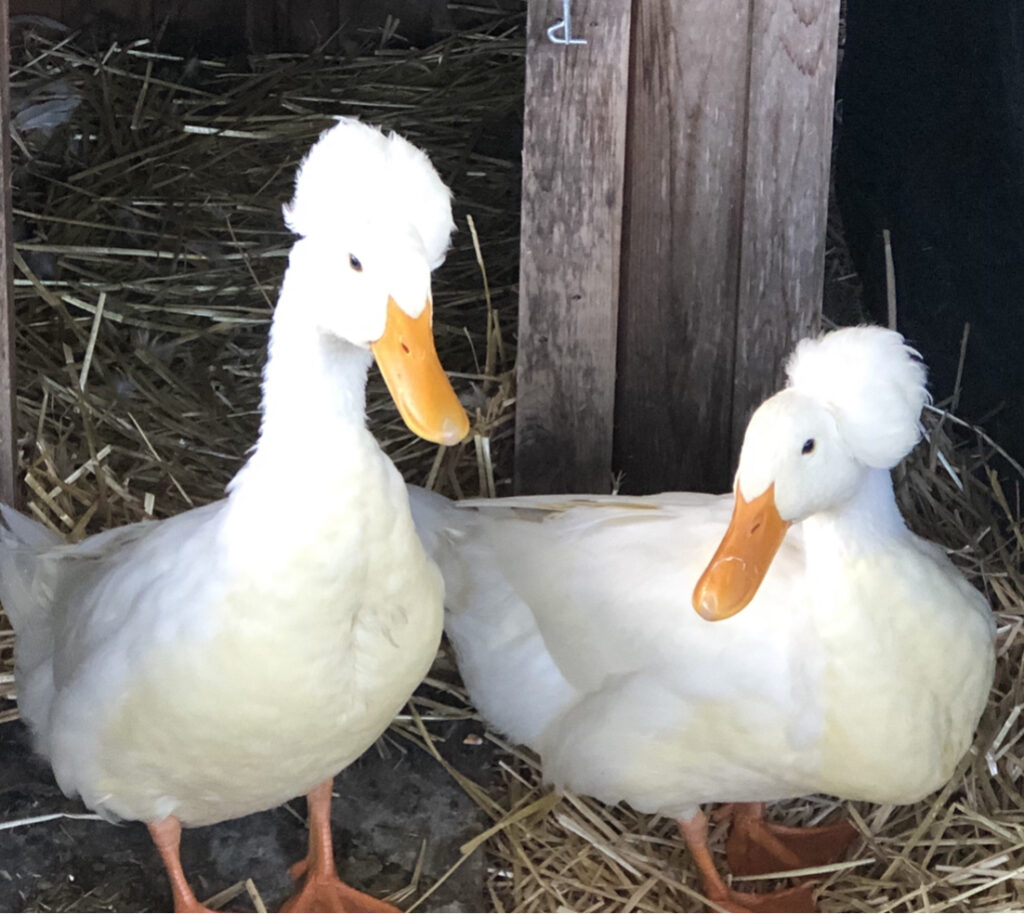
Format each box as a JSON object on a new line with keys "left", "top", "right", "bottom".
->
{"left": 0, "top": 504, "right": 62, "bottom": 549}
{"left": 0, "top": 504, "right": 60, "bottom": 634}
{"left": 407, "top": 484, "right": 455, "bottom": 560}
{"left": 407, "top": 484, "right": 484, "bottom": 615}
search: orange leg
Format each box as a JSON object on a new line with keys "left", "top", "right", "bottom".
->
{"left": 677, "top": 811, "right": 817, "bottom": 913}
{"left": 715, "top": 802, "right": 857, "bottom": 878}
{"left": 282, "top": 778, "right": 399, "bottom": 914}
{"left": 148, "top": 817, "right": 215, "bottom": 914}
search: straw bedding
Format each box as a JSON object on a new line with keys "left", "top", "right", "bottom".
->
{"left": 2, "top": 11, "right": 1023, "bottom": 914}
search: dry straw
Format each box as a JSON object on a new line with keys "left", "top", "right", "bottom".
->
{"left": 2, "top": 12, "right": 1023, "bottom": 914}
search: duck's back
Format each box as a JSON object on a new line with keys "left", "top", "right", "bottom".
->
{"left": 0, "top": 502, "right": 228, "bottom": 798}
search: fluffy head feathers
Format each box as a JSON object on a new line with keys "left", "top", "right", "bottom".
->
{"left": 284, "top": 117, "right": 454, "bottom": 270}
{"left": 786, "top": 326, "right": 929, "bottom": 468}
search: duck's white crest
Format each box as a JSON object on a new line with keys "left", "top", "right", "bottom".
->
{"left": 285, "top": 116, "right": 454, "bottom": 269}
{"left": 786, "top": 325, "right": 929, "bottom": 469}
{"left": 737, "top": 327, "right": 930, "bottom": 519}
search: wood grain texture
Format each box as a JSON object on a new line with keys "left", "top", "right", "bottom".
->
{"left": 514, "top": 0, "right": 632, "bottom": 494}
{"left": 0, "top": 0, "right": 18, "bottom": 506}
{"left": 732, "top": 0, "right": 840, "bottom": 445}
{"left": 614, "top": 0, "right": 752, "bottom": 495}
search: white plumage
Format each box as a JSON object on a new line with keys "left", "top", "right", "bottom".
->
{"left": 410, "top": 326, "right": 994, "bottom": 910}
{"left": 0, "top": 117, "right": 467, "bottom": 912}
{"left": 284, "top": 116, "right": 453, "bottom": 270}
{"left": 786, "top": 325, "right": 929, "bottom": 469}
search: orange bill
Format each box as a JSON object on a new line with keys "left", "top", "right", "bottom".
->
{"left": 692, "top": 483, "right": 791, "bottom": 622}
{"left": 371, "top": 297, "right": 470, "bottom": 446}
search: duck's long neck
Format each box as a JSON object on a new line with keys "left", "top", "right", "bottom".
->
{"left": 258, "top": 308, "right": 375, "bottom": 461}
{"left": 801, "top": 468, "right": 909, "bottom": 565}
{"left": 226, "top": 268, "right": 388, "bottom": 514}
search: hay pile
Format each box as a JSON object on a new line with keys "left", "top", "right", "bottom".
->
{"left": 8, "top": 11, "right": 523, "bottom": 535}
{"left": 2, "top": 12, "right": 1024, "bottom": 914}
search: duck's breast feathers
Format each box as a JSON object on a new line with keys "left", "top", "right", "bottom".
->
{"left": 805, "top": 539, "right": 995, "bottom": 801}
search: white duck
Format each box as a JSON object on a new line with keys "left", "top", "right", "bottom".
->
{"left": 0, "top": 118, "right": 469, "bottom": 914}
{"left": 410, "top": 327, "right": 995, "bottom": 912}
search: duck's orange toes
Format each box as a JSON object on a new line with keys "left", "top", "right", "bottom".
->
{"left": 677, "top": 811, "right": 817, "bottom": 913}
{"left": 705, "top": 880, "right": 818, "bottom": 914}
{"left": 281, "top": 871, "right": 398, "bottom": 914}
{"left": 282, "top": 778, "right": 399, "bottom": 914}
{"left": 716, "top": 802, "right": 858, "bottom": 878}
{"left": 679, "top": 804, "right": 857, "bottom": 913}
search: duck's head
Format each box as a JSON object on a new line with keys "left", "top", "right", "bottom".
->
{"left": 283, "top": 117, "right": 469, "bottom": 446}
{"left": 693, "top": 326, "right": 929, "bottom": 621}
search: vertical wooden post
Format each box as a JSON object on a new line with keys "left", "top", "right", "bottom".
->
{"left": 731, "top": 0, "right": 840, "bottom": 447}
{"left": 515, "top": 0, "right": 839, "bottom": 496}
{"left": 514, "top": 0, "right": 632, "bottom": 494}
{"left": 615, "top": 0, "right": 839, "bottom": 494}
{"left": 614, "top": 0, "right": 752, "bottom": 495}
{"left": 0, "top": 0, "right": 18, "bottom": 507}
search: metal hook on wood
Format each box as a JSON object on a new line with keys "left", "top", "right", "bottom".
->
{"left": 547, "top": 0, "right": 587, "bottom": 45}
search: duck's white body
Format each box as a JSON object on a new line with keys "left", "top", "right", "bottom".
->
{"left": 3, "top": 308, "right": 443, "bottom": 831}
{"left": 411, "top": 329, "right": 995, "bottom": 822}
{"left": 4, "top": 426, "right": 441, "bottom": 827}
{"left": 413, "top": 479, "right": 991, "bottom": 819}
{"left": 0, "top": 118, "right": 463, "bottom": 838}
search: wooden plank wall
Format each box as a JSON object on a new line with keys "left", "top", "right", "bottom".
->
{"left": 513, "top": 0, "right": 632, "bottom": 494}
{"left": 518, "top": 0, "right": 841, "bottom": 495}
{"left": 615, "top": 0, "right": 750, "bottom": 495}
{"left": 731, "top": 0, "right": 840, "bottom": 462}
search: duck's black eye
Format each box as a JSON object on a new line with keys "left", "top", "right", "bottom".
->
{"left": 348, "top": 254, "right": 363, "bottom": 272}
{"left": 801, "top": 438, "right": 816, "bottom": 455}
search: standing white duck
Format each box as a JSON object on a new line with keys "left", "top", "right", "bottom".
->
{"left": 410, "top": 326, "right": 995, "bottom": 913}
{"left": 0, "top": 117, "right": 469, "bottom": 914}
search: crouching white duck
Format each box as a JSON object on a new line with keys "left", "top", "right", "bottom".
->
{"left": 0, "top": 117, "right": 469, "bottom": 913}
{"left": 410, "top": 326, "right": 995, "bottom": 912}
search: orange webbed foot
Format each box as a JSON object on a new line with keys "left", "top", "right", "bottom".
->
{"left": 716, "top": 802, "right": 858, "bottom": 877}
{"left": 706, "top": 880, "right": 818, "bottom": 913}
{"left": 679, "top": 806, "right": 850, "bottom": 913}
{"left": 281, "top": 871, "right": 398, "bottom": 913}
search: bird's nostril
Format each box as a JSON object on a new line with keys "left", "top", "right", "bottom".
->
{"left": 400, "top": 342, "right": 410, "bottom": 354}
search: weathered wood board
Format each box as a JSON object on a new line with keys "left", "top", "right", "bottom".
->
{"left": 514, "top": 0, "right": 633, "bottom": 494}
{"left": 732, "top": 0, "right": 840, "bottom": 452}
{"left": 517, "top": 0, "right": 840, "bottom": 495}
{"left": 0, "top": 0, "right": 18, "bottom": 507}
{"left": 615, "top": 0, "right": 752, "bottom": 495}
